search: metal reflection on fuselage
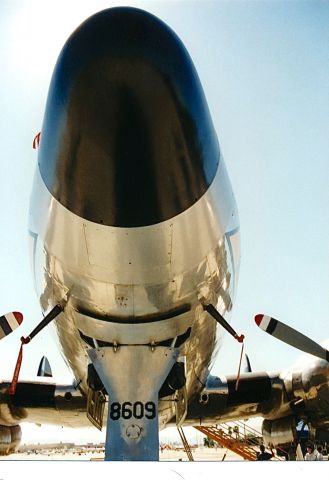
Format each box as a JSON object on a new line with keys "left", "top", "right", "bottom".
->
{"left": 28, "top": 7, "right": 240, "bottom": 428}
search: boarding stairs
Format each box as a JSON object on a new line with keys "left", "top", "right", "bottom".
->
{"left": 195, "top": 421, "right": 285, "bottom": 461}
{"left": 177, "top": 426, "right": 194, "bottom": 461}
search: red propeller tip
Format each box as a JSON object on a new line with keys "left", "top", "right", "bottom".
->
{"left": 255, "top": 314, "right": 264, "bottom": 326}
{"left": 13, "top": 312, "right": 23, "bottom": 324}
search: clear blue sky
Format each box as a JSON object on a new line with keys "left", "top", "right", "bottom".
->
{"left": 0, "top": 0, "right": 328, "bottom": 443}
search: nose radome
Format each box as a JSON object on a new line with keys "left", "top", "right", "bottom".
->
{"left": 38, "top": 7, "right": 220, "bottom": 227}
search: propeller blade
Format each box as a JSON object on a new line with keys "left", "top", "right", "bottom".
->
{"left": 0, "top": 312, "right": 23, "bottom": 340}
{"left": 255, "top": 314, "right": 329, "bottom": 362}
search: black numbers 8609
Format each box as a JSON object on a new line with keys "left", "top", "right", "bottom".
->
{"left": 109, "top": 401, "right": 156, "bottom": 421}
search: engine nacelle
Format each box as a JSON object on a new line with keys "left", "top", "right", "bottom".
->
{"left": 0, "top": 425, "right": 21, "bottom": 456}
{"left": 262, "top": 416, "right": 297, "bottom": 446}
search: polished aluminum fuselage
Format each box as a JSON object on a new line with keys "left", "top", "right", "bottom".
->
{"left": 29, "top": 156, "right": 240, "bottom": 426}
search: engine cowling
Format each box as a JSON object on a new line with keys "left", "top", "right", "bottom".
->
{"left": 0, "top": 425, "right": 21, "bottom": 455}
{"left": 262, "top": 416, "right": 297, "bottom": 446}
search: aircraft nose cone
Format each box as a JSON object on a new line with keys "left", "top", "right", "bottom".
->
{"left": 38, "top": 7, "right": 219, "bottom": 227}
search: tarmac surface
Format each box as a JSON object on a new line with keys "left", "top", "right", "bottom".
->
{"left": 4, "top": 447, "right": 244, "bottom": 461}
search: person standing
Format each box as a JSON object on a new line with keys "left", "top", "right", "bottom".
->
{"left": 304, "top": 445, "right": 317, "bottom": 460}
{"left": 257, "top": 445, "right": 274, "bottom": 461}
{"left": 316, "top": 446, "right": 323, "bottom": 460}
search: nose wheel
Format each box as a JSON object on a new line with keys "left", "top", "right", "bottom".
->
{"left": 88, "top": 345, "right": 178, "bottom": 461}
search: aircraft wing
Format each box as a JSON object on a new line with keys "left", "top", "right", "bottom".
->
{"left": 0, "top": 377, "right": 89, "bottom": 455}
{"left": 184, "top": 371, "right": 284, "bottom": 426}
{"left": 0, "top": 378, "right": 88, "bottom": 428}
{"left": 0, "top": 372, "right": 281, "bottom": 455}
{"left": 184, "top": 345, "right": 329, "bottom": 450}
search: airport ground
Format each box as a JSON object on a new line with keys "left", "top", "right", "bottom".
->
{"left": 4, "top": 447, "right": 246, "bottom": 461}
{"left": 5, "top": 447, "right": 328, "bottom": 462}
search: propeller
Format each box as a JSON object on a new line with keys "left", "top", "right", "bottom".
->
{"left": 255, "top": 314, "right": 329, "bottom": 362}
{"left": 0, "top": 312, "right": 23, "bottom": 340}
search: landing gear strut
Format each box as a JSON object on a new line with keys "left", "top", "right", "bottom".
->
{"left": 88, "top": 345, "right": 178, "bottom": 461}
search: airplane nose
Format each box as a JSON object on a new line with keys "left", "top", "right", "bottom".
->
{"left": 38, "top": 7, "right": 219, "bottom": 227}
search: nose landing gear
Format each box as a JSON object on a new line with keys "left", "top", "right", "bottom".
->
{"left": 88, "top": 345, "right": 178, "bottom": 461}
